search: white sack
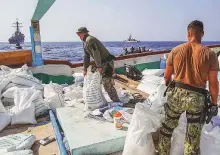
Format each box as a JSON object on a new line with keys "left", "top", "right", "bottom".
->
{"left": 73, "top": 72, "right": 84, "bottom": 85}
{"left": 44, "top": 82, "right": 65, "bottom": 111}
{"left": 11, "top": 75, "right": 43, "bottom": 90}
{"left": 0, "top": 73, "right": 13, "bottom": 93}
{"left": 0, "top": 133, "right": 36, "bottom": 153}
{"left": 200, "top": 124, "right": 220, "bottom": 155}
{"left": 0, "top": 64, "right": 32, "bottom": 75}
{"left": 64, "top": 85, "right": 83, "bottom": 101}
{"left": 11, "top": 104, "right": 36, "bottom": 125}
{"left": 83, "top": 72, "right": 107, "bottom": 111}
{"left": 170, "top": 113, "right": 187, "bottom": 155}
{"left": 0, "top": 113, "right": 11, "bottom": 132}
{"left": 14, "top": 87, "right": 47, "bottom": 118}
{"left": 2, "top": 150, "right": 34, "bottom": 155}
{"left": 11, "top": 87, "right": 47, "bottom": 124}
{"left": 0, "top": 99, "right": 6, "bottom": 113}
{"left": 3, "top": 83, "right": 29, "bottom": 93}
{"left": 137, "top": 75, "right": 163, "bottom": 94}
{"left": 144, "top": 83, "right": 167, "bottom": 112}
{"left": 2, "top": 87, "right": 20, "bottom": 99}
{"left": 123, "top": 134, "right": 155, "bottom": 155}
{"left": 142, "top": 69, "right": 164, "bottom": 77}
{"left": 123, "top": 103, "right": 164, "bottom": 155}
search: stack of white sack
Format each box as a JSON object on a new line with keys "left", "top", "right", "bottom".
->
{"left": 137, "top": 69, "right": 165, "bottom": 94}
{"left": 83, "top": 72, "right": 107, "bottom": 111}
{"left": 0, "top": 65, "right": 48, "bottom": 131}
{"left": 63, "top": 84, "right": 84, "bottom": 106}
{"left": 123, "top": 82, "right": 167, "bottom": 155}
{"left": 0, "top": 133, "right": 36, "bottom": 154}
{"left": 44, "top": 82, "right": 66, "bottom": 112}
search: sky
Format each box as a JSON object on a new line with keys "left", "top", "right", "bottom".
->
{"left": 0, "top": 0, "right": 220, "bottom": 42}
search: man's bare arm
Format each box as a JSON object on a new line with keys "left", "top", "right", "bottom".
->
{"left": 208, "top": 70, "right": 219, "bottom": 105}
{"left": 164, "top": 65, "right": 174, "bottom": 86}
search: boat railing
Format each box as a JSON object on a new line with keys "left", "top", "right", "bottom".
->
{"left": 1, "top": 44, "right": 220, "bottom": 68}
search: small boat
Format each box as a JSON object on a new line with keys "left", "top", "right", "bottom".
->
{"left": 124, "top": 34, "right": 140, "bottom": 43}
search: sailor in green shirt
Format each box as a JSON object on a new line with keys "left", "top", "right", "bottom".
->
{"left": 77, "top": 27, "right": 120, "bottom": 102}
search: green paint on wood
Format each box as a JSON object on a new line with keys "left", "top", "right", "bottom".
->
{"left": 33, "top": 61, "right": 160, "bottom": 84}
{"left": 32, "top": 0, "right": 56, "bottom": 21}
{"left": 34, "top": 73, "right": 74, "bottom": 84}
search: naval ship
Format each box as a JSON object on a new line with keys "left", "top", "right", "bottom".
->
{"left": 124, "top": 34, "right": 140, "bottom": 42}
{"left": 8, "top": 19, "right": 25, "bottom": 45}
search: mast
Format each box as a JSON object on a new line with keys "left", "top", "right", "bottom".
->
{"left": 13, "top": 18, "right": 22, "bottom": 32}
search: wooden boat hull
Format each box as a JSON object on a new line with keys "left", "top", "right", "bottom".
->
{"left": 1, "top": 44, "right": 220, "bottom": 84}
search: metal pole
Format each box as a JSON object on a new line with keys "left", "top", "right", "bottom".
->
{"left": 49, "top": 110, "right": 68, "bottom": 155}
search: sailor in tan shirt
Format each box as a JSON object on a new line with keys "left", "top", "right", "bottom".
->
{"left": 158, "top": 20, "right": 219, "bottom": 155}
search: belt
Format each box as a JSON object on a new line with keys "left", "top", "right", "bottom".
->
{"left": 174, "top": 81, "right": 207, "bottom": 96}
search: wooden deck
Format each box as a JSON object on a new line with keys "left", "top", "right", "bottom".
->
{"left": 0, "top": 116, "right": 61, "bottom": 155}
{"left": 0, "top": 75, "right": 147, "bottom": 155}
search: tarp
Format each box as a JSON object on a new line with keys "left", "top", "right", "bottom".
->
{"left": 32, "top": 0, "right": 56, "bottom": 21}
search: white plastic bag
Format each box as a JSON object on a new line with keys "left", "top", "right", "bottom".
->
{"left": 3, "top": 83, "right": 28, "bottom": 92}
{"left": 0, "top": 100, "right": 6, "bottom": 113}
{"left": 144, "top": 83, "right": 167, "bottom": 112}
{"left": 123, "top": 134, "right": 155, "bottom": 155}
{"left": 11, "top": 75, "right": 43, "bottom": 90}
{"left": 0, "top": 73, "right": 13, "bottom": 93}
{"left": 200, "top": 124, "right": 220, "bottom": 155}
{"left": 11, "top": 87, "right": 46, "bottom": 125}
{"left": 2, "top": 87, "right": 20, "bottom": 99}
{"left": 44, "top": 82, "right": 65, "bottom": 111}
{"left": 73, "top": 72, "right": 84, "bottom": 85}
{"left": 170, "top": 113, "right": 187, "bottom": 155}
{"left": 137, "top": 75, "right": 164, "bottom": 94}
{"left": 64, "top": 85, "right": 83, "bottom": 101}
{"left": 83, "top": 72, "right": 107, "bottom": 111}
{"left": 0, "top": 133, "right": 36, "bottom": 153}
{"left": 0, "top": 64, "right": 32, "bottom": 76}
{"left": 123, "top": 103, "right": 164, "bottom": 155}
{"left": 11, "top": 104, "right": 36, "bottom": 125}
{"left": 0, "top": 113, "right": 11, "bottom": 132}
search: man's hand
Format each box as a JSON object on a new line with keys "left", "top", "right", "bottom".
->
{"left": 97, "top": 67, "right": 103, "bottom": 73}
{"left": 84, "top": 70, "right": 87, "bottom": 76}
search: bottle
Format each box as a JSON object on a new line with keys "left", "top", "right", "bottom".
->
{"left": 114, "top": 112, "right": 123, "bottom": 130}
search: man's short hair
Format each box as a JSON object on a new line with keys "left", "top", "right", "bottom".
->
{"left": 187, "top": 20, "right": 204, "bottom": 33}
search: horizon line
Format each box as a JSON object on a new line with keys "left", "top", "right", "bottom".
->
{"left": 0, "top": 40, "right": 220, "bottom": 43}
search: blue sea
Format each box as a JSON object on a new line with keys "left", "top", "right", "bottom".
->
{"left": 0, "top": 41, "right": 219, "bottom": 63}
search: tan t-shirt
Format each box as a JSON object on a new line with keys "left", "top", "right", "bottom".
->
{"left": 167, "top": 42, "right": 219, "bottom": 88}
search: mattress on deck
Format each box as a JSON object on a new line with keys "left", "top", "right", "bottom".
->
{"left": 56, "top": 104, "right": 128, "bottom": 155}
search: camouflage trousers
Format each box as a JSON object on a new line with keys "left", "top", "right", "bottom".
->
{"left": 158, "top": 87, "right": 205, "bottom": 155}
{"left": 92, "top": 60, "right": 120, "bottom": 102}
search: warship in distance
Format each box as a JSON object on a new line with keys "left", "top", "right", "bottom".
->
{"left": 8, "top": 19, "right": 25, "bottom": 49}
{"left": 124, "top": 34, "right": 140, "bottom": 42}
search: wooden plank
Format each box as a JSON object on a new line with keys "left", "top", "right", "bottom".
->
{"left": 0, "top": 117, "right": 61, "bottom": 155}
{"left": 0, "top": 50, "right": 32, "bottom": 66}
{"left": 114, "top": 74, "right": 148, "bottom": 98}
